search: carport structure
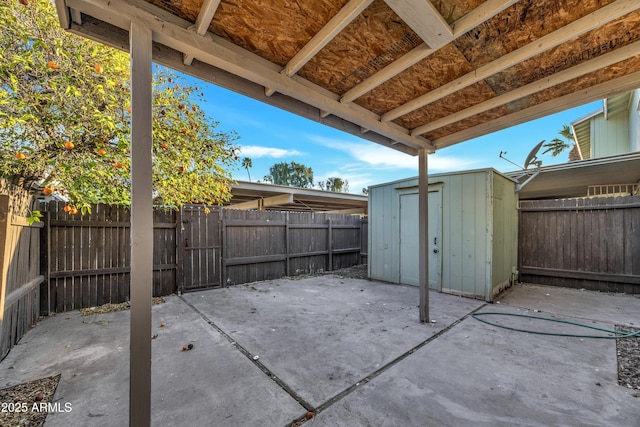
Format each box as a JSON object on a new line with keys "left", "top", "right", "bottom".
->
{"left": 52, "top": 0, "right": 640, "bottom": 424}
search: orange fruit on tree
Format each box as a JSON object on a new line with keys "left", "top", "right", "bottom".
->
{"left": 97, "top": 148, "right": 107, "bottom": 156}
{"left": 15, "top": 152, "right": 26, "bottom": 160}
{"left": 126, "top": 106, "right": 131, "bottom": 114}
{"left": 114, "top": 162, "right": 123, "bottom": 169}
{"left": 69, "top": 207, "right": 78, "bottom": 215}
{"left": 47, "top": 60, "right": 59, "bottom": 70}
{"left": 94, "top": 64, "right": 104, "bottom": 74}
{"left": 160, "top": 142, "right": 168, "bottom": 149}
{"left": 64, "top": 141, "right": 75, "bottom": 150}
{"left": 43, "top": 188, "right": 53, "bottom": 195}
{"left": 63, "top": 205, "right": 71, "bottom": 212}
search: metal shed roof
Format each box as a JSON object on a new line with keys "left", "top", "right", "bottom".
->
{"left": 507, "top": 152, "right": 640, "bottom": 200}
{"left": 55, "top": 0, "right": 640, "bottom": 156}
{"left": 225, "top": 181, "right": 368, "bottom": 213}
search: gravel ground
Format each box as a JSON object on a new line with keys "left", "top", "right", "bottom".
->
{"left": 616, "top": 325, "right": 640, "bottom": 393}
{"left": 0, "top": 375, "right": 60, "bottom": 427}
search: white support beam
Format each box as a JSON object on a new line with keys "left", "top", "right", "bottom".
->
{"left": 324, "top": 207, "right": 368, "bottom": 214}
{"left": 129, "top": 22, "right": 153, "bottom": 427}
{"left": 340, "top": 0, "right": 519, "bottom": 103}
{"left": 282, "top": 0, "right": 374, "bottom": 77}
{"left": 431, "top": 70, "right": 640, "bottom": 149}
{"left": 382, "top": 0, "right": 640, "bottom": 122}
{"left": 320, "top": 110, "right": 331, "bottom": 118}
{"left": 183, "top": 0, "right": 221, "bottom": 65}
{"left": 411, "top": 40, "right": 640, "bottom": 136}
{"left": 340, "top": 43, "right": 433, "bottom": 103}
{"left": 265, "top": 87, "right": 276, "bottom": 97}
{"left": 418, "top": 148, "right": 429, "bottom": 323}
{"left": 66, "top": 0, "right": 433, "bottom": 151}
{"left": 384, "top": 0, "right": 452, "bottom": 49}
{"left": 225, "top": 194, "right": 294, "bottom": 210}
{"left": 450, "top": 0, "right": 519, "bottom": 37}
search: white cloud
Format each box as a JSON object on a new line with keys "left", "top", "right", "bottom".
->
{"left": 239, "top": 145, "right": 303, "bottom": 158}
{"left": 308, "top": 135, "right": 479, "bottom": 172}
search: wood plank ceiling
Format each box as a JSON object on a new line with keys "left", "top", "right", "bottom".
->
{"left": 57, "top": 0, "right": 640, "bottom": 156}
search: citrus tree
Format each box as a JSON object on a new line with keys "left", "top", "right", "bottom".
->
{"left": 0, "top": 0, "right": 239, "bottom": 218}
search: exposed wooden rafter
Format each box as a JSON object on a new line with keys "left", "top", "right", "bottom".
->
{"left": 432, "top": 70, "right": 640, "bottom": 149}
{"left": 183, "top": 0, "right": 221, "bottom": 65}
{"left": 265, "top": 0, "right": 373, "bottom": 96}
{"left": 382, "top": 0, "right": 640, "bottom": 123}
{"left": 411, "top": 41, "right": 640, "bottom": 136}
{"left": 340, "top": 0, "right": 520, "bottom": 104}
{"left": 384, "top": 0, "right": 452, "bottom": 49}
{"left": 66, "top": 0, "right": 433, "bottom": 152}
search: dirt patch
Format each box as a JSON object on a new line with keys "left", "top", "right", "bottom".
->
{"left": 283, "top": 264, "right": 368, "bottom": 281}
{"left": 0, "top": 374, "right": 60, "bottom": 427}
{"left": 79, "top": 297, "right": 165, "bottom": 316}
{"left": 616, "top": 325, "right": 640, "bottom": 393}
{"left": 327, "top": 264, "right": 368, "bottom": 280}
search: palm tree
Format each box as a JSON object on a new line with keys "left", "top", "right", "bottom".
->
{"left": 542, "top": 124, "right": 575, "bottom": 157}
{"left": 241, "top": 157, "right": 252, "bottom": 182}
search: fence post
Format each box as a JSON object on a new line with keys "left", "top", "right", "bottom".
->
{"left": 176, "top": 207, "right": 184, "bottom": 294}
{"left": 221, "top": 211, "right": 227, "bottom": 287}
{"left": 327, "top": 218, "right": 333, "bottom": 271}
{"left": 285, "top": 212, "right": 290, "bottom": 276}
{"left": 0, "top": 195, "right": 10, "bottom": 348}
{"left": 39, "top": 208, "right": 51, "bottom": 315}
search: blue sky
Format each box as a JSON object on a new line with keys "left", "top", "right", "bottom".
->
{"left": 195, "top": 78, "right": 601, "bottom": 194}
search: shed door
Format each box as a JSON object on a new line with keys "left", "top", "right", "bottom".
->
{"left": 399, "top": 190, "right": 442, "bottom": 290}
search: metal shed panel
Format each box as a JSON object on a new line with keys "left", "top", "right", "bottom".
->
{"left": 369, "top": 169, "right": 518, "bottom": 301}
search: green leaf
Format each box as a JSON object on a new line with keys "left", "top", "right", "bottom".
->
{"left": 27, "top": 210, "right": 43, "bottom": 226}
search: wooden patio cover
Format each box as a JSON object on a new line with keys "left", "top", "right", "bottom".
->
{"left": 55, "top": 0, "right": 640, "bottom": 155}
{"left": 53, "top": 1, "right": 640, "bottom": 425}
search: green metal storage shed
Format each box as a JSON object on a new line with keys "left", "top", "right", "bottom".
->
{"left": 368, "top": 169, "right": 518, "bottom": 302}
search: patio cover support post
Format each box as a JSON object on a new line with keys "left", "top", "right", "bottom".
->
{"left": 129, "top": 22, "right": 153, "bottom": 427}
{"left": 418, "top": 148, "right": 429, "bottom": 323}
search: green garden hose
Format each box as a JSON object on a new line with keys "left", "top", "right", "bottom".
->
{"left": 471, "top": 312, "right": 640, "bottom": 339}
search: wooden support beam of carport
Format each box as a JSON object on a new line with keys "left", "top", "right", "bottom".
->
{"left": 225, "top": 193, "right": 294, "bottom": 210}
{"left": 129, "top": 22, "right": 153, "bottom": 427}
{"left": 418, "top": 148, "right": 429, "bottom": 323}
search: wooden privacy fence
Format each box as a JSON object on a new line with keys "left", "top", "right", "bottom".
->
{"left": 42, "top": 202, "right": 177, "bottom": 313}
{"left": 220, "top": 209, "right": 361, "bottom": 287}
{"left": 0, "top": 180, "right": 43, "bottom": 359}
{"left": 518, "top": 196, "right": 640, "bottom": 293}
{"left": 43, "top": 202, "right": 365, "bottom": 312}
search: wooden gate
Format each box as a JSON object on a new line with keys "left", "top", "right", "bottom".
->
{"left": 178, "top": 205, "right": 222, "bottom": 292}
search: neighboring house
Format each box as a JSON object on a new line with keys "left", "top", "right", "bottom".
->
{"left": 509, "top": 89, "right": 640, "bottom": 200}
{"left": 571, "top": 88, "right": 640, "bottom": 160}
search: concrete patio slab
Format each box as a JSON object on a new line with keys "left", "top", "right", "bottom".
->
{"left": 497, "top": 283, "right": 640, "bottom": 327}
{"left": 1, "top": 276, "right": 638, "bottom": 426}
{"left": 182, "top": 275, "right": 484, "bottom": 408}
{"left": 0, "top": 297, "right": 304, "bottom": 426}
{"left": 314, "top": 285, "right": 640, "bottom": 427}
